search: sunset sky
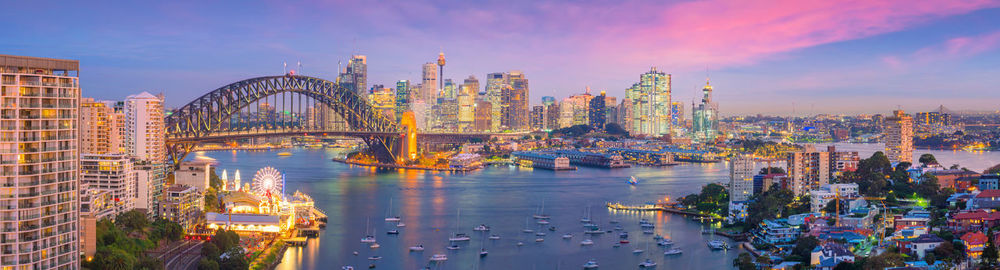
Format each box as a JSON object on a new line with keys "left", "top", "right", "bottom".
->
{"left": 3, "top": 0, "right": 999, "bottom": 115}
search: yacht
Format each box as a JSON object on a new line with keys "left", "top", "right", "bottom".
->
{"left": 517, "top": 241, "right": 524, "bottom": 246}
{"left": 657, "top": 239, "right": 674, "bottom": 246}
{"left": 488, "top": 234, "right": 501, "bottom": 240}
{"left": 639, "top": 259, "right": 657, "bottom": 268}
{"left": 537, "top": 219, "right": 550, "bottom": 225}
{"left": 385, "top": 199, "right": 400, "bottom": 222}
{"left": 474, "top": 224, "right": 490, "bottom": 231}
{"left": 620, "top": 239, "right": 630, "bottom": 244}
{"left": 641, "top": 223, "right": 655, "bottom": 229}
{"left": 584, "top": 229, "right": 605, "bottom": 234}
{"left": 562, "top": 233, "right": 573, "bottom": 239}
{"left": 360, "top": 236, "right": 376, "bottom": 243}
{"left": 580, "top": 206, "right": 593, "bottom": 223}
{"left": 342, "top": 266, "right": 355, "bottom": 270}
{"left": 367, "top": 256, "right": 382, "bottom": 261}
{"left": 522, "top": 217, "right": 534, "bottom": 233}
{"left": 613, "top": 225, "right": 623, "bottom": 231}
{"left": 619, "top": 232, "right": 628, "bottom": 239}
{"left": 707, "top": 240, "right": 729, "bottom": 250}
{"left": 449, "top": 233, "right": 471, "bottom": 242}
{"left": 642, "top": 229, "right": 654, "bottom": 234}
{"left": 409, "top": 245, "right": 424, "bottom": 251}
{"left": 653, "top": 234, "right": 663, "bottom": 240}
{"left": 664, "top": 248, "right": 683, "bottom": 255}
{"left": 535, "top": 232, "right": 546, "bottom": 236}
{"left": 396, "top": 222, "right": 406, "bottom": 227}
{"left": 632, "top": 248, "right": 644, "bottom": 254}
{"left": 386, "top": 230, "right": 399, "bottom": 235}
{"left": 612, "top": 243, "right": 621, "bottom": 248}
{"left": 608, "top": 219, "right": 619, "bottom": 224}
{"left": 446, "top": 244, "right": 461, "bottom": 250}
{"left": 429, "top": 254, "right": 448, "bottom": 261}
{"left": 580, "top": 239, "right": 594, "bottom": 246}
{"left": 369, "top": 243, "right": 380, "bottom": 249}
{"left": 479, "top": 248, "right": 488, "bottom": 257}
{"left": 352, "top": 251, "right": 359, "bottom": 255}
{"left": 533, "top": 200, "right": 550, "bottom": 219}
{"left": 583, "top": 260, "right": 599, "bottom": 269}
{"left": 535, "top": 238, "right": 544, "bottom": 242}
{"left": 628, "top": 176, "right": 639, "bottom": 185}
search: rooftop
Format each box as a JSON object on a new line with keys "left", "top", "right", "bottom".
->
{"left": 0, "top": 54, "right": 79, "bottom": 71}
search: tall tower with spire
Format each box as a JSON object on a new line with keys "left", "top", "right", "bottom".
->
{"left": 691, "top": 78, "right": 719, "bottom": 142}
{"left": 437, "top": 51, "right": 446, "bottom": 96}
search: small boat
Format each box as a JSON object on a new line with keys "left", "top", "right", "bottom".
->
{"left": 409, "top": 245, "right": 424, "bottom": 251}
{"left": 628, "top": 176, "right": 638, "bottom": 185}
{"left": 657, "top": 239, "right": 674, "bottom": 246}
{"left": 614, "top": 225, "right": 623, "bottom": 231}
{"left": 386, "top": 230, "right": 399, "bottom": 235}
{"left": 612, "top": 243, "right": 621, "bottom": 248}
{"left": 361, "top": 236, "right": 376, "bottom": 243}
{"left": 583, "top": 260, "right": 599, "bottom": 269}
{"left": 639, "top": 259, "right": 657, "bottom": 267}
{"left": 537, "top": 219, "right": 550, "bottom": 225}
{"left": 580, "top": 239, "right": 594, "bottom": 246}
{"left": 474, "top": 224, "right": 490, "bottom": 231}
{"left": 522, "top": 229, "right": 535, "bottom": 233}
{"left": 396, "top": 222, "right": 406, "bottom": 227}
{"left": 367, "top": 256, "right": 382, "bottom": 260}
{"left": 370, "top": 243, "right": 380, "bottom": 249}
{"left": 535, "top": 238, "right": 544, "bottom": 242}
{"left": 368, "top": 264, "right": 375, "bottom": 269}
{"left": 536, "top": 232, "right": 546, "bottom": 236}
{"left": 580, "top": 217, "right": 592, "bottom": 223}
{"left": 641, "top": 223, "right": 655, "bottom": 228}
{"left": 548, "top": 227, "right": 557, "bottom": 231}
{"left": 516, "top": 241, "right": 524, "bottom": 246}
{"left": 583, "top": 223, "right": 599, "bottom": 230}
{"left": 479, "top": 249, "right": 488, "bottom": 257}
{"left": 653, "top": 234, "right": 663, "bottom": 240}
{"left": 446, "top": 244, "right": 460, "bottom": 250}
{"left": 632, "top": 248, "right": 644, "bottom": 254}
{"left": 609, "top": 219, "right": 619, "bottom": 224}
{"left": 449, "top": 233, "right": 471, "bottom": 242}
{"left": 352, "top": 251, "right": 359, "bottom": 255}
{"left": 342, "top": 266, "right": 355, "bottom": 270}
{"left": 277, "top": 152, "right": 292, "bottom": 157}
{"left": 522, "top": 217, "right": 534, "bottom": 233}
{"left": 584, "top": 229, "right": 605, "bottom": 235}
{"left": 664, "top": 248, "right": 683, "bottom": 255}
{"left": 562, "top": 233, "right": 573, "bottom": 239}
{"left": 620, "top": 240, "right": 630, "bottom": 244}
{"left": 488, "top": 234, "right": 501, "bottom": 240}
{"left": 619, "top": 232, "right": 629, "bottom": 239}
{"left": 642, "top": 229, "right": 654, "bottom": 234}
{"left": 533, "top": 200, "right": 550, "bottom": 219}
{"left": 385, "top": 200, "right": 400, "bottom": 222}
{"left": 429, "top": 254, "right": 448, "bottom": 261}
{"left": 707, "top": 240, "right": 729, "bottom": 250}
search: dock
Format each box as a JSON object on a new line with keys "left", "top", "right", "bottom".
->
{"left": 286, "top": 237, "right": 309, "bottom": 246}
{"left": 605, "top": 202, "right": 718, "bottom": 220}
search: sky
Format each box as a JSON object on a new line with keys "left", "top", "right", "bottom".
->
{"left": 2, "top": 0, "right": 1000, "bottom": 115}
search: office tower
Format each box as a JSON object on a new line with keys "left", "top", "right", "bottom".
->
{"left": 412, "top": 100, "right": 428, "bottom": 131}
{"left": 338, "top": 55, "right": 367, "bottom": 97}
{"left": 589, "top": 91, "right": 608, "bottom": 130}
{"left": 545, "top": 102, "right": 560, "bottom": 130}
{"left": 458, "top": 76, "right": 479, "bottom": 131}
{"left": 618, "top": 99, "right": 634, "bottom": 133}
{"left": 915, "top": 108, "right": 951, "bottom": 126}
{"left": 530, "top": 105, "right": 545, "bottom": 130}
{"left": 506, "top": 71, "right": 529, "bottom": 131}
{"left": 442, "top": 79, "right": 456, "bottom": 100}
{"left": 0, "top": 55, "right": 80, "bottom": 268}
{"left": 369, "top": 85, "right": 396, "bottom": 121}
{"left": 474, "top": 100, "right": 492, "bottom": 132}
{"left": 394, "top": 80, "right": 411, "bottom": 120}
{"left": 126, "top": 92, "right": 167, "bottom": 216}
{"left": 625, "top": 67, "right": 671, "bottom": 136}
{"left": 730, "top": 154, "right": 755, "bottom": 202}
{"left": 437, "top": 98, "right": 458, "bottom": 131}
{"left": 159, "top": 185, "right": 203, "bottom": 230}
{"left": 786, "top": 146, "right": 831, "bottom": 196}
{"left": 421, "top": 63, "right": 438, "bottom": 102}
{"left": 692, "top": 80, "right": 719, "bottom": 142}
{"left": 81, "top": 98, "right": 125, "bottom": 154}
{"left": 671, "top": 102, "right": 684, "bottom": 134}
{"left": 485, "top": 73, "right": 507, "bottom": 131}
{"left": 884, "top": 110, "right": 914, "bottom": 164}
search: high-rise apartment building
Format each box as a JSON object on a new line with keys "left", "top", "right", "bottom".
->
{"left": 729, "top": 154, "right": 755, "bottom": 202}
{"left": 884, "top": 110, "right": 914, "bottom": 164}
{"left": 80, "top": 98, "right": 125, "bottom": 154}
{"left": 80, "top": 154, "right": 135, "bottom": 214}
{"left": 915, "top": 108, "right": 951, "bottom": 126}
{"left": 0, "top": 54, "right": 81, "bottom": 269}
{"left": 369, "top": 85, "right": 395, "bottom": 121}
{"left": 786, "top": 146, "right": 830, "bottom": 196}
{"left": 625, "top": 68, "right": 671, "bottom": 136}
{"left": 692, "top": 80, "right": 719, "bottom": 142}
{"left": 544, "top": 100, "right": 560, "bottom": 130}
{"left": 671, "top": 102, "right": 684, "bottom": 134}
{"left": 617, "top": 99, "right": 634, "bottom": 133}
{"left": 530, "top": 105, "right": 545, "bottom": 130}
{"left": 126, "top": 92, "right": 167, "bottom": 216}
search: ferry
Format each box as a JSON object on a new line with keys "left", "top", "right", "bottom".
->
{"left": 277, "top": 152, "right": 292, "bottom": 157}
{"left": 708, "top": 240, "right": 729, "bottom": 250}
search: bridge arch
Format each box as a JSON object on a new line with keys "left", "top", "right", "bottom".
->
{"left": 165, "top": 75, "right": 401, "bottom": 165}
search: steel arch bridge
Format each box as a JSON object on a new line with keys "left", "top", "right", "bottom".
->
{"left": 165, "top": 74, "right": 401, "bottom": 165}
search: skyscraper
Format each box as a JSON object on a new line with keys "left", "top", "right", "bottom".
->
{"left": 338, "top": 55, "right": 367, "bottom": 97}
{"left": 395, "top": 80, "right": 411, "bottom": 120}
{"left": 530, "top": 105, "right": 545, "bottom": 130}
{"left": 506, "top": 71, "right": 529, "bottom": 130}
{"left": 81, "top": 98, "right": 125, "bottom": 154}
{"left": 625, "top": 67, "right": 671, "bottom": 136}
{"left": 458, "top": 76, "right": 479, "bottom": 132}
{"left": 421, "top": 62, "right": 438, "bottom": 102}
{"left": 589, "top": 91, "right": 608, "bottom": 130}
{"left": 671, "top": 102, "right": 685, "bottom": 134}
{"left": 786, "top": 146, "right": 830, "bottom": 196}
{"left": 884, "top": 110, "right": 914, "bottom": 164}
{"left": 126, "top": 92, "right": 167, "bottom": 216}
{"left": 437, "top": 51, "right": 446, "bottom": 96}
{"left": 485, "top": 72, "right": 507, "bottom": 131}
{"left": 0, "top": 55, "right": 81, "bottom": 268}
{"left": 692, "top": 80, "right": 719, "bottom": 142}
{"left": 729, "top": 154, "right": 755, "bottom": 202}
{"left": 474, "top": 100, "right": 492, "bottom": 132}
{"left": 617, "top": 98, "right": 634, "bottom": 133}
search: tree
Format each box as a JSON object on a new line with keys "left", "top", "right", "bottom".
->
{"left": 198, "top": 258, "right": 220, "bottom": 270}
{"left": 864, "top": 252, "right": 904, "bottom": 270}
{"left": 931, "top": 242, "right": 956, "bottom": 262}
{"left": 211, "top": 230, "right": 241, "bottom": 252}
{"left": 219, "top": 247, "right": 249, "bottom": 270}
{"left": 919, "top": 154, "right": 938, "bottom": 166}
{"left": 209, "top": 168, "right": 223, "bottom": 190}
{"left": 604, "top": 123, "right": 628, "bottom": 136}
{"left": 833, "top": 261, "right": 856, "bottom": 270}
{"left": 732, "top": 252, "right": 755, "bottom": 270}
{"left": 924, "top": 252, "right": 936, "bottom": 265}
{"left": 115, "top": 210, "right": 149, "bottom": 233}
{"left": 791, "top": 236, "right": 820, "bottom": 259}
{"left": 823, "top": 200, "right": 839, "bottom": 214}
{"left": 136, "top": 256, "right": 165, "bottom": 270}
{"left": 759, "top": 167, "right": 786, "bottom": 175}
{"left": 984, "top": 229, "right": 998, "bottom": 267}
{"left": 201, "top": 242, "right": 221, "bottom": 260}
{"left": 101, "top": 248, "right": 137, "bottom": 270}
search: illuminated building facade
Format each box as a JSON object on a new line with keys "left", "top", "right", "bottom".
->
{"left": 338, "top": 55, "right": 367, "bottom": 98}
{"left": 458, "top": 76, "right": 478, "bottom": 132}
{"left": 692, "top": 80, "right": 719, "bottom": 142}
{"left": 626, "top": 67, "right": 671, "bottom": 136}
{"left": 884, "top": 110, "right": 914, "bottom": 164}
{"left": 126, "top": 92, "right": 167, "bottom": 216}
{"left": 485, "top": 72, "right": 507, "bottom": 131}
{"left": 395, "top": 80, "right": 411, "bottom": 120}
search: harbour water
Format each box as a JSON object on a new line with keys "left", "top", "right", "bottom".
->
{"left": 194, "top": 143, "right": 998, "bottom": 269}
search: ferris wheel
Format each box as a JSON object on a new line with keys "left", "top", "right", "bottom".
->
{"left": 251, "top": 167, "right": 284, "bottom": 196}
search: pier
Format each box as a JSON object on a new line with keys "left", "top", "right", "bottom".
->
{"left": 605, "top": 202, "right": 718, "bottom": 220}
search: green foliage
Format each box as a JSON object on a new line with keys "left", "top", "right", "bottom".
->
{"left": 115, "top": 210, "right": 149, "bottom": 233}
{"left": 918, "top": 154, "right": 938, "bottom": 165}
{"left": 864, "top": 252, "right": 905, "bottom": 270}
{"left": 984, "top": 229, "right": 998, "bottom": 267}
{"left": 833, "top": 261, "right": 857, "bottom": 270}
{"left": 604, "top": 123, "right": 628, "bottom": 136}
{"left": 758, "top": 167, "right": 786, "bottom": 175}
{"left": 930, "top": 242, "right": 957, "bottom": 262}
{"left": 746, "top": 188, "right": 796, "bottom": 228}
{"left": 198, "top": 258, "right": 220, "bottom": 270}
{"left": 679, "top": 183, "right": 729, "bottom": 217}
{"left": 734, "top": 139, "right": 802, "bottom": 159}
{"left": 99, "top": 247, "right": 137, "bottom": 270}
{"left": 202, "top": 242, "right": 221, "bottom": 260}
{"left": 149, "top": 218, "right": 184, "bottom": 243}
{"left": 791, "top": 236, "right": 819, "bottom": 260}
{"left": 220, "top": 247, "right": 250, "bottom": 270}
{"left": 732, "top": 252, "right": 755, "bottom": 270}
{"left": 823, "top": 200, "right": 839, "bottom": 214}
{"left": 550, "top": 124, "right": 593, "bottom": 137}
{"left": 136, "top": 256, "right": 165, "bottom": 270}
{"left": 212, "top": 229, "right": 241, "bottom": 252}
{"left": 209, "top": 168, "right": 223, "bottom": 190}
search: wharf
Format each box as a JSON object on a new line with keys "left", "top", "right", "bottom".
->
{"left": 286, "top": 237, "right": 309, "bottom": 246}
{"left": 605, "top": 202, "right": 718, "bottom": 220}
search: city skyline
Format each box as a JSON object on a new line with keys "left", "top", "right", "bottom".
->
{"left": 3, "top": 1, "right": 1000, "bottom": 115}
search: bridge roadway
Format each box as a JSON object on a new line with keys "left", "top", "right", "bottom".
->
{"left": 166, "top": 128, "right": 529, "bottom": 144}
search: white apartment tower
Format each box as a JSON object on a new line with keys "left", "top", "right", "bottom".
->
{"left": 0, "top": 55, "right": 81, "bottom": 269}
{"left": 125, "top": 92, "right": 167, "bottom": 216}
{"left": 729, "top": 154, "right": 755, "bottom": 202}
{"left": 884, "top": 110, "right": 914, "bottom": 164}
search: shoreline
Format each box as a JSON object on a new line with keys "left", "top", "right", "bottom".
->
{"left": 331, "top": 158, "right": 481, "bottom": 172}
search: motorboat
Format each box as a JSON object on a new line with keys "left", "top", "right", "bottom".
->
{"left": 642, "top": 229, "right": 654, "bottom": 234}
{"left": 620, "top": 239, "right": 630, "bottom": 244}
{"left": 533, "top": 200, "right": 550, "bottom": 219}
{"left": 386, "top": 230, "right": 399, "bottom": 235}
{"left": 449, "top": 233, "right": 471, "bottom": 242}
{"left": 429, "top": 254, "right": 448, "bottom": 261}
{"left": 367, "top": 256, "right": 382, "bottom": 260}
{"left": 612, "top": 243, "right": 621, "bottom": 248}
{"left": 548, "top": 226, "right": 557, "bottom": 231}
{"left": 619, "top": 232, "right": 629, "bottom": 239}
{"left": 342, "top": 266, "right": 354, "bottom": 270}
{"left": 409, "top": 245, "right": 424, "bottom": 251}
{"left": 657, "top": 239, "right": 674, "bottom": 246}
{"left": 479, "top": 249, "right": 488, "bottom": 257}
{"left": 537, "top": 219, "right": 550, "bottom": 225}
{"left": 632, "top": 248, "right": 644, "bottom": 254}
{"left": 369, "top": 243, "right": 380, "bottom": 249}
{"left": 361, "top": 236, "right": 376, "bottom": 243}
{"left": 446, "top": 244, "right": 461, "bottom": 250}
{"left": 580, "top": 239, "right": 594, "bottom": 246}
{"left": 474, "top": 224, "right": 490, "bottom": 231}
{"left": 639, "top": 259, "right": 657, "bottom": 267}
{"left": 708, "top": 240, "right": 729, "bottom": 250}
{"left": 488, "top": 234, "right": 501, "bottom": 240}
{"left": 396, "top": 222, "right": 406, "bottom": 227}
{"left": 583, "top": 223, "right": 599, "bottom": 230}
{"left": 535, "top": 238, "right": 544, "bottom": 242}
{"left": 583, "top": 260, "right": 599, "bottom": 269}
{"left": 664, "top": 248, "right": 683, "bottom": 255}
{"left": 614, "top": 225, "right": 624, "bottom": 231}
{"left": 562, "top": 233, "right": 573, "bottom": 239}
{"left": 609, "top": 219, "right": 619, "bottom": 224}
{"left": 516, "top": 241, "right": 524, "bottom": 246}
{"left": 352, "top": 251, "right": 359, "bottom": 255}
{"left": 641, "top": 223, "right": 655, "bottom": 229}
{"left": 535, "top": 232, "right": 546, "bottom": 236}
{"left": 653, "top": 234, "right": 663, "bottom": 240}
{"left": 584, "top": 229, "right": 605, "bottom": 234}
